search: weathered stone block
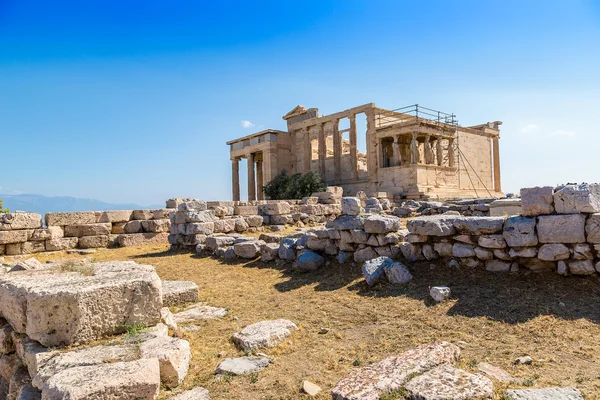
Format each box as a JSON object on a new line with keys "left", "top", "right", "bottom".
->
{"left": 96, "top": 210, "right": 133, "bottom": 223}
{"left": 116, "top": 233, "right": 169, "bottom": 247}
{"left": 162, "top": 281, "right": 199, "bottom": 307}
{"left": 554, "top": 184, "right": 600, "bottom": 214}
{"left": 354, "top": 247, "right": 379, "bottom": 264}
{"left": 140, "top": 336, "right": 190, "bottom": 388}
{"left": 214, "top": 219, "right": 236, "bottom": 233}
{"left": 141, "top": 219, "right": 171, "bottom": 233}
{"left": 364, "top": 215, "right": 401, "bottom": 234}
{"left": 331, "top": 342, "right": 460, "bottom": 400}
{"left": 45, "top": 212, "right": 95, "bottom": 227}
{"left": 0, "top": 213, "right": 42, "bottom": 231}
{"left": 0, "top": 261, "right": 162, "bottom": 346}
{"left": 568, "top": 260, "right": 595, "bottom": 275}
{"left": 234, "top": 240, "right": 264, "bottom": 259}
{"left": 503, "top": 216, "right": 538, "bottom": 247}
{"left": 485, "top": 260, "right": 511, "bottom": 272}
{"left": 259, "top": 202, "right": 291, "bottom": 216}
{"left": 384, "top": 261, "right": 413, "bottom": 285}
{"left": 42, "top": 359, "right": 160, "bottom": 400}
{"left": 537, "top": 214, "right": 586, "bottom": 243}
{"left": 0, "top": 231, "right": 28, "bottom": 245}
{"left": 341, "top": 197, "right": 362, "bottom": 216}
{"left": 21, "top": 241, "right": 46, "bottom": 254}
{"left": 327, "top": 215, "right": 364, "bottom": 231}
{"left": 293, "top": 250, "right": 325, "bottom": 271}
{"left": 29, "top": 226, "right": 63, "bottom": 241}
{"left": 585, "top": 213, "right": 600, "bottom": 243}
{"left": 505, "top": 387, "right": 583, "bottom": 400}
{"left": 234, "top": 205, "right": 259, "bottom": 216}
{"left": 177, "top": 200, "right": 207, "bottom": 212}
{"left": 5, "top": 243, "right": 23, "bottom": 256}
{"left": 478, "top": 234, "right": 506, "bottom": 249}
{"left": 453, "top": 216, "right": 505, "bottom": 235}
{"left": 405, "top": 365, "right": 493, "bottom": 400}
{"left": 520, "top": 186, "right": 554, "bottom": 216}
{"left": 64, "top": 223, "right": 112, "bottom": 237}
{"left": 453, "top": 243, "right": 475, "bottom": 258}
{"left": 406, "top": 215, "right": 456, "bottom": 236}
{"left": 185, "top": 222, "right": 214, "bottom": 236}
{"left": 261, "top": 243, "right": 280, "bottom": 262}
{"left": 45, "top": 237, "right": 78, "bottom": 251}
{"left": 77, "top": 235, "right": 109, "bottom": 249}
{"left": 232, "top": 319, "right": 298, "bottom": 351}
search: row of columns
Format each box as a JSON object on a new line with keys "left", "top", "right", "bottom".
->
{"left": 386, "top": 133, "right": 456, "bottom": 167}
{"left": 298, "top": 114, "right": 360, "bottom": 181}
{"left": 231, "top": 153, "right": 263, "bottom": 201}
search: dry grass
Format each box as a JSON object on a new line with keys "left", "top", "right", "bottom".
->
{"left": 32, "top": 244, "right": 600, "bottom": 399}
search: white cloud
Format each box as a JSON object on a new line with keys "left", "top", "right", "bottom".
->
{"left": 549, "top": 130, "right": 576, "bottom": 137}
{"left": 520, "top": 123, "right": 540, "bottom": 134}
{"left": 241, "top": 120, "right": 255, "bottom": 128}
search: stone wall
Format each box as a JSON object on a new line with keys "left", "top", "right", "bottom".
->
{"left": 0, "top": 209, "right": 173, "bottom": 256}
{"left": 192, "top": 184, "right": 600, "bottom": 278}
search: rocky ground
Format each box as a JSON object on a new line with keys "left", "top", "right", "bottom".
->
{"left": 24, "top": 243, "right": 600, "bottom": 399}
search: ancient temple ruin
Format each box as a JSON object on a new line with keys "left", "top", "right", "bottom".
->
{"left": 227, "top": 103, "right": 503, "bottom": 200}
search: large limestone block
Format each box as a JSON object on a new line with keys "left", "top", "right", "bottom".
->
{"left": 117, "top": 233, "right": 169, "bottom": 247}
{"left": 233, "top": 240, "right": 264, "bottom": 259}
{"left": 0, "top": 231, "right": 28, "bottom": 245}
{"left": 171, "top": 387, "right": 209, "bottom": 400}
{"left": 124, "top": 220, "right": 143, "bottom": 234}
{"left": 44, "top": 238, "right": 78, "bottom": 251}
{"left": 293, "top": 251, "right": 325, "bottom": 271}
{"left": 278, "top": 238, "right": 297, "bottom": 261}
{"left": 205, "top": 236, "right": 236, "bottom": 251}
{"left": 331, "top": 342, "right": 460, "bottom": 400}
{"left": 142, "top": 220, "right": 171, "bottom": 233}
{"left": 13, "top": 334, "right": 54, "bottom": 380}
{"left": 95, "top": 210, "right": 133, "bottom": 223}
{"left": 554, "top": 184, "right": 600, "bottom": 214}
{"left": 341, "top": 198, "right": 362, "bottom": 216}
{"left": 42, "top": 358, "right": 160, "bottom": 400}
{"left": 234, "top": 205, "right": 259, "bottom": 217}
{"left": 64, "top": 223, "right": 111, "bottom": 237}
{"left": 32, "top": 344, "right": 138, "bottom": 389}
{"left": 132, "top": 210, "right": 154, "bottom": 220}
{"left": 216, "top": 356, "right": 269, "bottom": 376}
{"left": 585, "top": 213, "right": 600, "bottom": 243}
{"left": 0, "top": 324, "right": 14, "bottom": 354}
{"left": 177, "top": 200, "right": 207, "bottom": 212}
{"left": 174, "top": 210, "right": 216, "bottom": 224}
{"left": 520, "top": 186, "right": 554, "bottom": 217}
{"left": 261, "top": 243, "right": 280, "bottom": 262}
{"left": 162, "top": 281, "right": 199, "bottom": 307}
{"left": 453, "top": 216, "right": 505, "bottom": 235}
{"left": 140, "top": 337, "right": 190, "bottom": 388}
{"left": 405, "top": 365, "right": 493, "bottom": 400}
{"left": 259, "top": 202, "right": 291, "bottom": 216}
{"left": 364, "top": 215, "right": 400, "bottom": 234}
{"left": 362, "top": 257, "right": 392, "bottom": 286}
{"left": 537, "top": 214, "right": 586, "bottom": 243}
{"left": 29, "top": 227, "right": 63, "bottom": 242}
{"left": 0, "top": 261, "right": 163, "bottom": 347}
{"left": 45, "top": 212, "right": 95, "bottom": 227}
{"left": 232, "top": 319, "right": 298, "bottom": 351}
{"left": 327, "top": 215, "right": 364, "bottom": 231}
{"left": 184, "top": 222, "right": 214, "bottom": 236}
{"left": 77, "top": 235, "right": 109, "bottom": 249}
{"left": 505, "top": 387, "right": 584, "bottom": 400}
{"left": 538, "top": 244, "right": 570, "bottom": 261}
{"left": 166, "top": 198, "right": 194, "bottom": 209}
{"left": 489, "top": 198, "right": 522, "bottom": 217}
{"left": 406, "top": 215, "right": 457, "bottom": 236}
{"left": 503, "top": 216, "right": 538, "bottom": 247}
{"left": 0, "top": 213, "right": 41, "bottom": 231}
{"left": 10, "top": 258, "right": 46, "bottom": 272}
{"left": 172, "top": 303, "right": 227, "bottom": 324}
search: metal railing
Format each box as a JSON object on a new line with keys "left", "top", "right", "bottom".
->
{"left": 376, "top": 104, "right": 459, "bottom": 128}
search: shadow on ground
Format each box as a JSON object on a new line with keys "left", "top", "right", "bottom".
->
{"left": 224, "top": 254, "right": 600, "bottom": 325}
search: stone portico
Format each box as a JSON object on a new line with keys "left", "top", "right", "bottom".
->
{"left": 227, "top": 103, "right": 503, "bottom": 200}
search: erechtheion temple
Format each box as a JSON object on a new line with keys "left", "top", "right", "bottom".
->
{"left": 227, "top": 103, "right": 503, "bottom": 200}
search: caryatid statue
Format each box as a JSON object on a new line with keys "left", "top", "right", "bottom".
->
{"left": 410, "top": 132, "right": 420, "bottom": 164}
{"left": 392, "top": 137, "right": 401, "bottom": 166}
{"left": 424, "top": 134, "right": 434, "bottom": 164}
{"left": 436, "top": 139, "right": 444, "bottom": 166}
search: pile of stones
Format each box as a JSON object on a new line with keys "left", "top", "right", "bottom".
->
{"left": 0, "top": 259, "right": 211, "bottom": 400}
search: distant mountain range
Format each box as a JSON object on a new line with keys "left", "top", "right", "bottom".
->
{"left": 0, "top": 193, "right": 164, "bottom": 216}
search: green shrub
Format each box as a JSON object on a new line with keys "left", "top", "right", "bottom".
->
{"left": 263, "top": 170, "right": 326, "bottom": 200}
{"left": 0, "top": 198, "right": 8, "bottom": 213}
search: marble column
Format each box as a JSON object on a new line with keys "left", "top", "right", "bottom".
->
{"left": 256, "top": 158, "right": 264, "bottom": 200}
{"left": 247, "top": 153, "right": 256, "bottom": 201}
{"left": 492, "top": 136, "right": 501, "bottom": 192}
{"left": 303, "top": 128, "right": 310, "bottom": 173}
{"left": 333, "top": 119, "right": 342, "bottom": 180}
{"left": 231, "top": 158, "right": 240, "bottom": 201}
{"left": 318, "top": 124, "right": 326, "bottom": 177}
{"left": 349, "top": 114, "right": 358, "bottom": 179}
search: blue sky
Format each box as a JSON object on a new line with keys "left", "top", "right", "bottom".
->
{"left": 1, "top": 0, "right": 599, "bottom": 204}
